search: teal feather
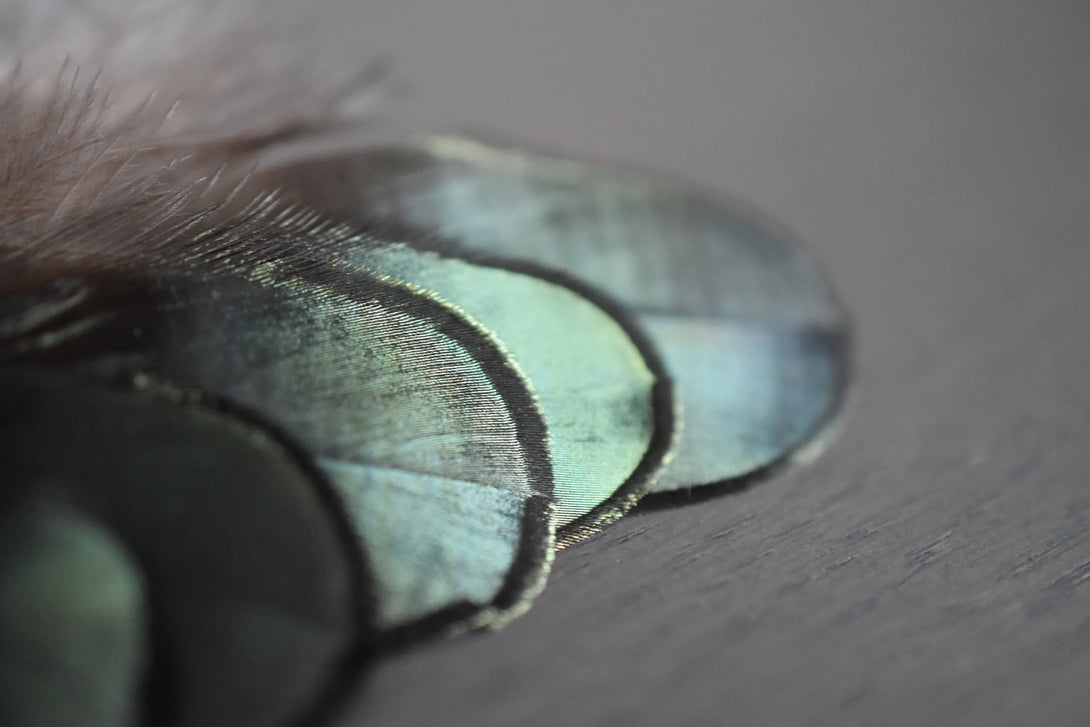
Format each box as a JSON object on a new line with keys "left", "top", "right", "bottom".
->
{"left": 0, "top": 16, "right": 854, "bottom": 724}
{"left": 340, "top": 242, "right": 672, "bottom": 538}
{"left": 0, "top": 504, "right": 147, "bottom": 727}
{"left": 267, "top": 136, "right": 849, "bottom": 495}
{"left": 0, "top": 268, "right": 555, "bottom": 636}
{"left": 0, "top": 369, "right": 364, "bottom": 727}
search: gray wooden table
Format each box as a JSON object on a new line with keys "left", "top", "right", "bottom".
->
{"left": 317, "top": 2, "right": 1090, "bottom": 724}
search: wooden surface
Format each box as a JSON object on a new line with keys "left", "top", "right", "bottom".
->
{"left": 319, "top": 2, "right": 1090, "bottom": 725}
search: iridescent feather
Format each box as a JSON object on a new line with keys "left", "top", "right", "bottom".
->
{"left": 0, "top": 369, "right": 366, "bottom": 727}
{"left": 338, "top": 241, "right": 675, "bottom": 541}
{"left": 0, "top": 3, "right": 851, "bottom": 724}
{"left": 267, "top": 136, "right": 850, "bottom": 497}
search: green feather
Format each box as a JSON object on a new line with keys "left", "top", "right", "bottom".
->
{"left": 0, "top": 504, "right": 147, "bottom": 727}
{"left": 270, "top": 136, "right": 849, "bottom": 495}
{"left": 342, "top": 242, "right": 670, "bottom": 537}
{"left": 0, "top": 268, "right": 555, "bottom": 636}
{"left": 0, "top": 369, "right": 363, "bottom": 727}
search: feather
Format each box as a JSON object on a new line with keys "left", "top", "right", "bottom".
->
{"left": 0, "top": 17, "right": 556, "bottom": 719}
{"left": 0, "top": 0, "right": 382, "bottom": 294}
{"left": 0, "top": 368, "right": 366, "bottom": 727}
{"left": 0, "top": 2, "right": 557, "bottom": 642}
{"left": 0, "top": 502, "right": 147, "bottom": 727}
{"left": 263, "top": 136, "right": 850, "bottom": 497}
{"left": 0, "top": 0, "right": 381, "bottom": 147}
{"left": 0, "top": 3, "right": 852, "bottom": 723}
{"left": 0, "top": 268, "right": 557, "bottom": 639}
{"left": 338, "top": 241, "right": 675, "bottom": 542}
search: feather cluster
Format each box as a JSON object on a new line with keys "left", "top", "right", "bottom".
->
{"left": 0, "top": 3, "right": 849, "bottom": 727}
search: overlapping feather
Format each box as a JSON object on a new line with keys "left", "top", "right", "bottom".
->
{"left": 0, "top": 3, "right": 849, "bottom": 725}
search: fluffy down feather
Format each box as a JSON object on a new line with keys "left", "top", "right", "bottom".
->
{"left": 0, "top": 0, "right": 378, "bottom": 292}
